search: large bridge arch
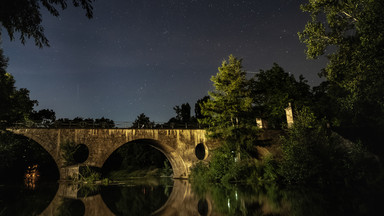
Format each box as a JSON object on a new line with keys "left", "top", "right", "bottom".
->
{"left": 100, "top": 138, "right": 187, "bottom": 178}
{"left": 8, "top": 128, "right": 218, "bottom": 179}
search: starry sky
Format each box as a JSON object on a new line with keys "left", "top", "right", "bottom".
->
{"left": 1, "top": 0, "right": 327, "bottom": 123}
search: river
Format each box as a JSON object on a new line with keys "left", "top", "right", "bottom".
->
{"left": 0, "top": 178, "right": 380, "bottom": 216}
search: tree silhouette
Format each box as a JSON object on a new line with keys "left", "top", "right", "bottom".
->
{"left": 0, "top": 0, "right": 95, "bottom": 47}
{"left": 132, "top": 113, "right": 154, "bottom": 129}
{"left": 0, "top": 48, "right": 37, "bottom": 128}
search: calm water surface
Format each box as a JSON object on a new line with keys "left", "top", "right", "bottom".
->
{"left": 0, "top": 179, "right": 380, "bottom": 216}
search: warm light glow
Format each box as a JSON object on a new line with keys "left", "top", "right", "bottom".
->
{"left": 24, "top": 164, "right": 40, "bottom": 190}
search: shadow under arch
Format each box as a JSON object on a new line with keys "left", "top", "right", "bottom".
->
{"left": 101, "top": 138, "right": 186, "bottom": 179}
{"left": 0, "top": 131, "right": 60, "bottom": 215}
{"left": 4, "top": 132, "right": 60, "bottom": 182}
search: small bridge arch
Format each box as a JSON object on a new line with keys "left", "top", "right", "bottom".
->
{"left": 8, "top": 128, "right": 217, "bottom": 179}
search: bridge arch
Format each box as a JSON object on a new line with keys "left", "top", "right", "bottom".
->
{"left": 100, "top": 138, "right": 184, "bottom": 178}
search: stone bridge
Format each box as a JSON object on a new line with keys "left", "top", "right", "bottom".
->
{"left": 8, "top": 129, "right": 219, "bottom": 179}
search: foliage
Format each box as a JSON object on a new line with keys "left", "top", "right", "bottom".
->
{"left": 0, "top": 48, "right": 37, "bottom": 129}
{"left": 60, "top": 140, "right": 79, "bottom": 166}
{"left": 29, "top": 109, "right": 56, "bottom": 127}
{"left": 191, "top": 181, "right": 289, "bottom": 216}
{"left": 279, "top": 107, "right": 382, "bottom": 186}
{"left": 200, "top": 55, "right": 253, "bottom": 132}
{"left": 191, "top": 147, "right": 279, "bottom": 185}
{"left": 78, "top": 166, "right": 101, "bottom": 183}
{"left": 194, "top": 96, "right": 210, "bottom": 120}
{"left": 200, "top": 55, "right": 259, "bottom": 158}
{"left": 131, "top": 113, "right": 154, "bottom": 129}
{"left": 161, "top": 160, "right": 173, "bottom": 177}
{"left": 299, "top": 0, "right": 384, "bottom": 128}
{"left": 55, "top": 117, "right": 115, "bottom": 128}
{"left": 250, "top": 63, "right": 312, "bottom": 128}
{"left": 0, "top": 0, "right": 95, "bottom": 47}
{"left": 173, "top": 103, "right": 191, "bottom": 123}
{"left": 102, "top": 141, "right": 172, "bottom": 179}
{"left": 190, "top": 149, "right": 233, "bottom": 184}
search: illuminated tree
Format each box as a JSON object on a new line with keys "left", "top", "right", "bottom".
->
{"left": 250, "top": 63, "right": 312, "bottom": 128}
{"left": 200, "top": 55, "right": 257, "bottom": 157}
{"left": 299, "top": 0, "right": 384, "bottom": 127}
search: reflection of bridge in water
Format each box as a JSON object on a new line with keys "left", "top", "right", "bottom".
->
{"left": 40, "top": 180, "right": 218, "bottom": 216}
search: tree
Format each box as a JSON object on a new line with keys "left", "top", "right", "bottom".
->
{"left": 95, "top": 117, "right": 115, "bottom": 128}
{"left": 250, "top": 63, "right": 312, "bottom": 128}
{"left": 30, "top": 109, "right": 56, "bottom": 127}
{"left": 0, "top": 48, "right": 37, "bottom": 128}
{"left": 201, "top": 55, "right": 253, "bottom": 130}
{"left": 298, "top": 0, "right": 384, "bottom": 128}
{"left": 131, "top": 113, "right": 154, "bottom": 129}
{"left": 173, "top": 103, "right": 191, "bottom": 123}
{"left": 0, "top": 0, "right": 95, "bottom": 47}
{"left": 200, "top": 55, "right": 257, "bottom": 157}
{"left": 195, "top": 96, "right": 210, "bottom": 120}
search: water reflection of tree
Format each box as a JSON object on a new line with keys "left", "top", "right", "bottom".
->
{"left": 192, "top": 182, "right": 382, "bottom": 216}
{"left": 192, "top": 182, "right": 290, "bottom": 215}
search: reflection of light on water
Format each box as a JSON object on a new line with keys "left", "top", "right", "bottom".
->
{"left": 24, "top": 164, "right": 40, "bottom": 190}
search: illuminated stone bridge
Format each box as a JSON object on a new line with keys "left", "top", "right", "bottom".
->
{"left": 8, "top": 128, "right": 219, "bottom": 179}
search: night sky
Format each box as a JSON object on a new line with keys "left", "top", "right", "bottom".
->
{"left": 1, "top": 0, "right": 327, "bottom": 123}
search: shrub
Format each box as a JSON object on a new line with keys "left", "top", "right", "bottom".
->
{"left": 60, "top": 140, "right": 78, "bottom": 166}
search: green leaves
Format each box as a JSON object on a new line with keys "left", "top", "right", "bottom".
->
{"left": 251, "top": 63, "right": 311, "bottom": 129}
{"left": 299, "top": 0, "right": 384, "bottom": 127}
{"left": 201, "top": 55, "right": 253, "bottom": 133}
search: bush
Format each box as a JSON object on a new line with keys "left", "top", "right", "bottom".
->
{"left": 279, "top": 107, "right": 382, "bottom": 186}
{"left": 60, "top": 140, "right": 78, "bottom": 166}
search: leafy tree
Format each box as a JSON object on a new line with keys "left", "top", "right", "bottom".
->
{"left": 195, "top": 96, "right": 210, "bottom": 120}
{"left": 299, "top": 0, "right": 384, "bottom": 128}
{"left": 173, "top": 103, "right": 191, "bottom": 123}
{"left": 0, "top": 48, "right": 37, "bottom": 128}
{"left": 250, "top": 63, "right": 312, "bottom": 128}
{"left": 0, "top": 0, "right": 95, "bottom": 47}
{"left": 30, "top": 109, "right": 56, "bottom": 127}
{"left": 200, "top": 55, "right": 257, "bottom": 158}
{"left": 131, "top": 113, "right": 154, "bottom": 129}
{"left": 94, "top": 117, "right": 115, "bottom": 128}
{"left": 201, "top": 55, "right": 253, "bottom": 131}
